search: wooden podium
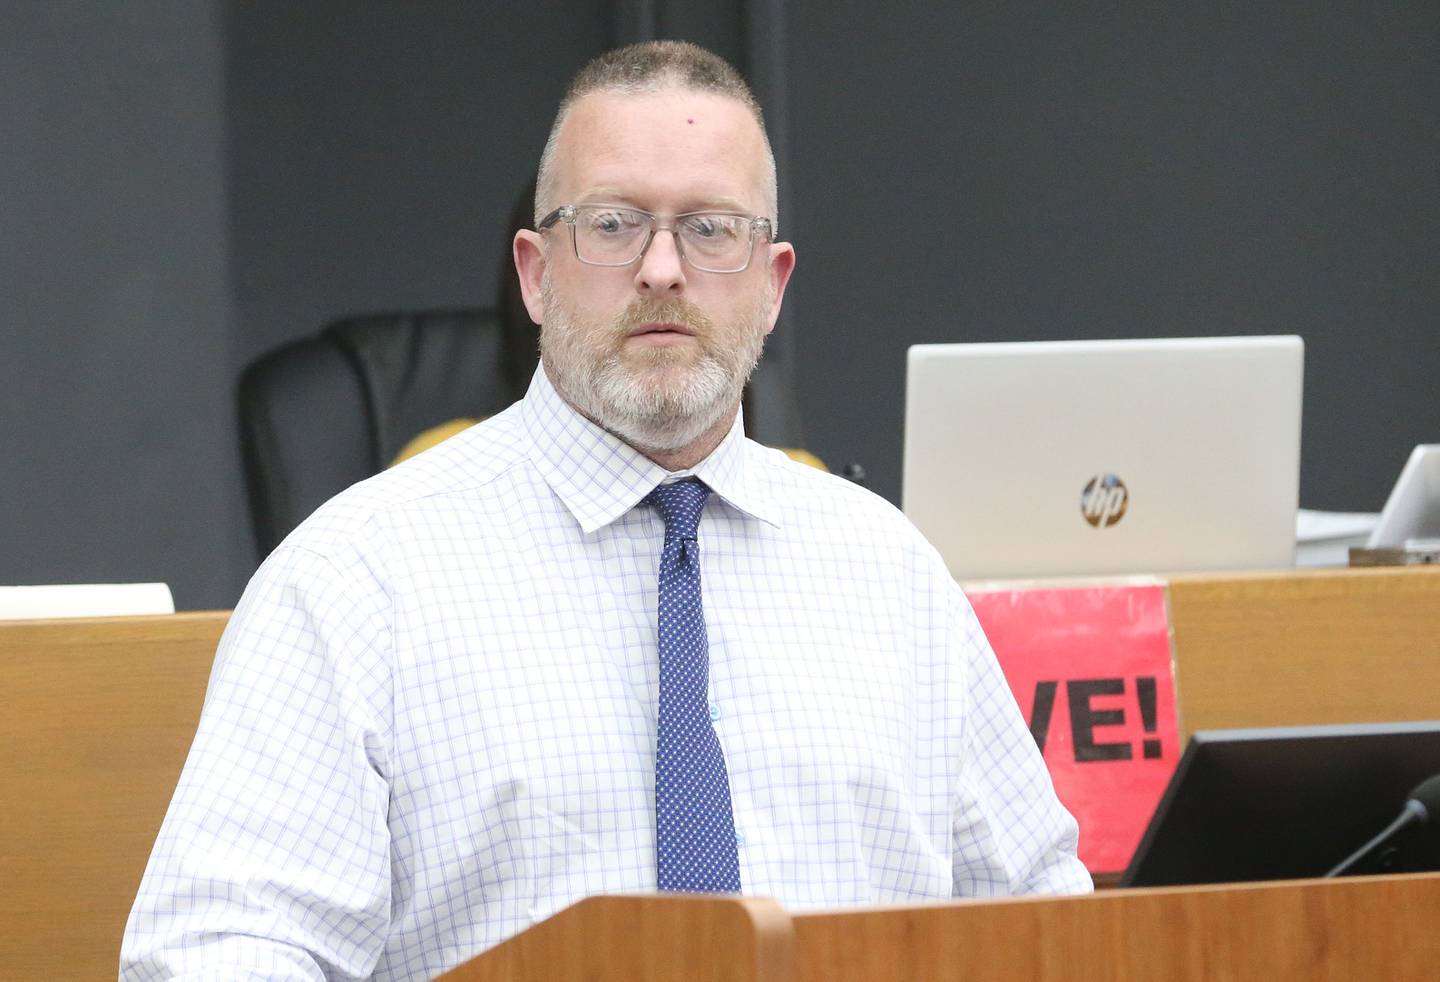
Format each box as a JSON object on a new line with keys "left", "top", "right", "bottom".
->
{"left": 436, "top": 874, "right": 1440, "bottom": 981}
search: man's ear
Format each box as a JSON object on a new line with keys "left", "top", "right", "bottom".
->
{"left": 513, "top": 230, "right": 547, "bottom": 325}
{"left": 763, "top": 242, "right": 796, "bottom": 333}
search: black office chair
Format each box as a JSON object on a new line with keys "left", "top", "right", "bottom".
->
{"left": 238, "top": 307, "right": 528, "bottom": 557}
{"left": 237, "top": 306, "right": 834, "bottom": 559}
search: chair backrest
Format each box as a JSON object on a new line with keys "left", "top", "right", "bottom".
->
{"left": 239, "top": 307, "right": 524, "bottom": 556}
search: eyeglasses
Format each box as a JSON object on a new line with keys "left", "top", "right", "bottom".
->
{"left": 537, "top": 204, "right": 774, "bottom": 274}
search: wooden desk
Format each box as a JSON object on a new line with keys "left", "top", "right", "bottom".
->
{"left": 1, "top": 611, "right": 228, "bottom": 981}
{"left": 3, "top": 565, "right": 1437, "bottom": 978}
{"left": 1168, "top": 565, "right": 1440, "bottom": 739}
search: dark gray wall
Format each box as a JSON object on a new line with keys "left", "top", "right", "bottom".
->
{"left": 225, "top": 2, "right": 611, "bottom": 367}
{"left": 2, "top": 1, "right": 1435, "bottom": 609}
{"left": 1, "top": 1, "right": 612, "bottom": 609}
{"left": 786, "top": 1, "right": 1439, "bottom": 508}
{"left": 0, "top": 2, "right": 242, "bottom": 607}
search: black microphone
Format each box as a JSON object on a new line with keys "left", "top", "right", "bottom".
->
{"left": 1324, "top": 773, "right": 1440, "bottom": 878}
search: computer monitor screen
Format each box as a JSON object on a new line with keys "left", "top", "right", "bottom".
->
{"left": 1121, "top": 721, "right": 1440, "bottom": 887}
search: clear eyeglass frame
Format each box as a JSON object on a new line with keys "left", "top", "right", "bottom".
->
{"left": 537, "top": 204, "right": 775, "bottom": 274}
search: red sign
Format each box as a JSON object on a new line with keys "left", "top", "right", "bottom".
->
{"left": 968, "top": 582, "right": 1180, "bottom": 874}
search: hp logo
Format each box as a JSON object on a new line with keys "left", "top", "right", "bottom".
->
{"left": 1081, "top": 474, "right": 1128, "bottom": 528}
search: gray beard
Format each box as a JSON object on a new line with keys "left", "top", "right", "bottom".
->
{"left": 539, "top": 276, "right": 769, "bottom": 453}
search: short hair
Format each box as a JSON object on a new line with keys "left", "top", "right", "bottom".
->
{"left": 534, "top": 40, "right": 779, "bottom": 230}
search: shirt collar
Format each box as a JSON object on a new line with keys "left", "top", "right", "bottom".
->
{"left": 520, "top": 365, "right": 781, "bottom": 533}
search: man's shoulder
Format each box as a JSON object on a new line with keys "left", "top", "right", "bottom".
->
{"left": 741, "top": 441, "right": 966, "bottom": 612}
{"left": 743, "top": 440, "right": 922, "bottom": 538}
{"left": 279, "top": 407, "right": 533, "bottom": 558}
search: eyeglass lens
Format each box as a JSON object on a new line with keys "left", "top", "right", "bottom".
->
{"left": 572, "top": 207, "right": 755, "bottom": 272}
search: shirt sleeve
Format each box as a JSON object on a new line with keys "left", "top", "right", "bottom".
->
{"left": 121, "top": 537, "right": 395, "bottom": 981}
{"left": 947, "top": 585, "right": 1094, "bottom": 896}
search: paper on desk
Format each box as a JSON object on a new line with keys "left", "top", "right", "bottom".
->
{"left": 1295, "top": 510, "right": 1380, "bottom": 568}
{"left": 1296, "top": 509, "right": 1380, "bottom": 543}
{"left": 0, "top": 583, "right": 175, "bottom": 620}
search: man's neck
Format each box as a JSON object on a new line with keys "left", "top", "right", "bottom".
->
{"left": 635, "top": 408, "right": 737, "bottom": 472}
{"left": 543, "top": 364, "right": 739, "bottom": 472}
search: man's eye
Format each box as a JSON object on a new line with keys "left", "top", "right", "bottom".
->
{"left": 682, "top": 214, "right": 743, "bottom": 240}
{"left": 586, "top": 211, "right": 642, "bottom": 235}
{"left": 685, "top": 216, "right": 726, "bottom": 238}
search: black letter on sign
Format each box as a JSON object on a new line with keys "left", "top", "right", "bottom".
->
{"left": 1068, "top": 678, "right": 1132, "bottom": 762}
{"left": 1029, "top": 681, "right": 1059, "bottom": 754}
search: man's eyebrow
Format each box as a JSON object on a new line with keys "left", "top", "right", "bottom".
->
{"left": 572, "top": 189, "right": 757, "bottom": 214}
{"left": 574, "top": 187, "right": 630, "bottom": 204}
{"left": 697, "top": 195, "right": 752, "bottom": 213}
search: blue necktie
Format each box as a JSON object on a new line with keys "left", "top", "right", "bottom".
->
{"left": 645, "top": 478, "right": 742, "bottom": 893}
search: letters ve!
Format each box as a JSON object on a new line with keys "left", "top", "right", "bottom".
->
{"left": 1028, "top": 676, "right": 1163, "bottom": 762}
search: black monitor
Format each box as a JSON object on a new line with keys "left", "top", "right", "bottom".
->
{"left": 1121, "top": 720, "right": 1440, "bottom": 887}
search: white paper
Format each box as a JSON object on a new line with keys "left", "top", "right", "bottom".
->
{"left": 1295, "top": 509, "right": 1380, "bottom": 543}
{"left": 0, "top": 583, "right": 176, "bottom": 620}
{"left": 1293, "top": 510, "right": 1380, "bottom": 568}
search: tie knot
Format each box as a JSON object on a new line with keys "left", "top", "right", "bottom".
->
{"left": 644, "top": 478, "right": 711, "bottom": 541}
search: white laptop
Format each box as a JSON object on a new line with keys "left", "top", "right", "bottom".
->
{"left": 902, "top": 336, "right": 1304, "bottom": 581}
{"left": 1367, "top": 444, "right": 1440, "bottom": 548}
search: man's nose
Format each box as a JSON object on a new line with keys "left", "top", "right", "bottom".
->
{"left": 634, "top": 229, "right": 686, "bottom": 295}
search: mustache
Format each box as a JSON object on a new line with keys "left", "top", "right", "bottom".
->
{"left": 616, "top": 297, "right": 715, "bottom": 335}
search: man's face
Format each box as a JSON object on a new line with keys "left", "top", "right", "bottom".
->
{"left": 517, "top": 86, "right": 794, "bottom": 454}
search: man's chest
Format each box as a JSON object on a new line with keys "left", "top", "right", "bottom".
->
{"left": 388, "top": 552, "right": 932, "bottom": 789}
{"left": 376, "top": 519, "right": 962, "bottom": 947}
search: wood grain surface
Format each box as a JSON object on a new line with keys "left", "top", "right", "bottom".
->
{"left": 1, "top": 611, "right": 228, "bottom": 981}
{"left": 438, "top": 875, "right": 1440, "bottom": 981}
{"left": 434, "top": 894, "right": 793, "bottom": 982}
{"left": 789, "top": 873, "right": 1440, "bottom": 982}
{"left": 1168, "top": 566, "right": 1440, "bottom": 740}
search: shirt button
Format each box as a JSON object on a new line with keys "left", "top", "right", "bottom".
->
{"left": 708, "top": 702, "right": 722, "bottom": 722}
{"left": 734, "top": 829, "right": 747, "bottom": 847}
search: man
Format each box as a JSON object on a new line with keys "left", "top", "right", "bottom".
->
{"left": 124, "top": 41, "right": 1088, "bottom": 981}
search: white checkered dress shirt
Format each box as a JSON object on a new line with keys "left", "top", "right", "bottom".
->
{"left": 123, "top": 367, "right": 1089, "bottom": 981}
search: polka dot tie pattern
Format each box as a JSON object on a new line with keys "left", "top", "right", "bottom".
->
{"left": 644, "top": 478, "right": 742, "bottom": 894}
